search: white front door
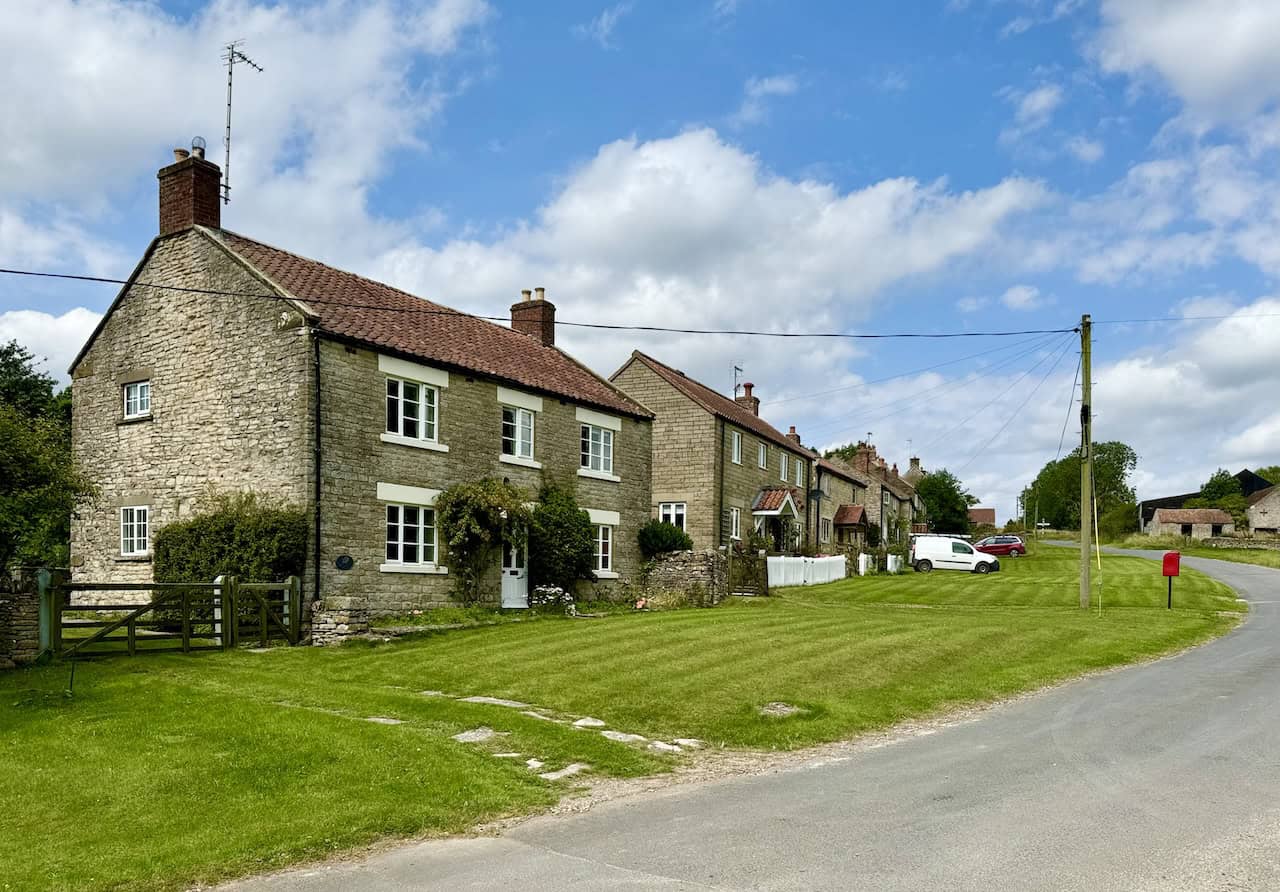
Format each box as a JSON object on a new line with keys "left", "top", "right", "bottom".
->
{"left": 501, "top": 539, "right": 529, "bottom": 608}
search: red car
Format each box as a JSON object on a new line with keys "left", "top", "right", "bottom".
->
{"left": 975, "top": 535, "right": 1026, "bottom": 557}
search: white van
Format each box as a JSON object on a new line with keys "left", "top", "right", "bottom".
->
{"left": 910, "top": 536, "right": 1000, "bottom": 574}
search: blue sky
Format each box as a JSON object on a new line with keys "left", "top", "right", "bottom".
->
{"left": 3, "top": 0, "right": 1280, "bottom": 519}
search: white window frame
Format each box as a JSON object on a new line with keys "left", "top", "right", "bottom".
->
{"left": 659, "top": 502, "right": 687, "bottom": 532}
{"left": 382, "top": 503, "right": 443, "bottom": 573}
{"left": 384, "top": 376, "right": 443, "bottom": 446}
{"left": 758, "top": 442, "right": 767, "bottom": 469}
{"left": 780, "top": 453, "right": 788, "bottom": 482}
{"left": 731, "top": 430, "right": 742, "bottom": 464}
{"left": 119, "top": 506, "right": 149, "bottom": 556}
{"left": 580, "top": 423, "right": 616, "bottom": 477}
{"left": 123, "top": 380, "right": 151, "bottom": 420}
{"left": 501, "top": 405, "right": 536, "bottom": 463}
{"left": 594, "top": 524, "right": 613, "bottom": 573}
{"left": 795, "top": 458, "right": 804, "bottom": 487}
{"left": 820, "top": 518, "right": 832, "bottom": 543}
{"left": 730, "top": 507, "right": 742, "bottom": 540}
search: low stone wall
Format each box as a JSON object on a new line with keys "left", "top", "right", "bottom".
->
{"left": 1, "top": 572, "right": 43, "bottom": 669}
{"left": 644, "top": 550, "right": 728, "bottom": 606}
{"left": 309, "top": 596, "right": 370, "bottom": 646}
{"left": 1200, "top": 537, "right": 1280, "bottom": 551}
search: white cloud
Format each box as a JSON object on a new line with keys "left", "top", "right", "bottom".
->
{"left": 0, "top": 308, "right": 102, "bottom": 382}
{"left": 1000, "top": 83, "right": 1064, "bottom": 146}
{"left": 1095, "top": 0, "right": 1280, "bottom": 121}
{"left": 573, "top": 3, "right": 632, "bottom": 50}
{"left": 712, "top": 0, "right": 742, "bottom": 18}
{"left": 1066, "top": 136, "right": 1105, "bottom": 163}
{"left": 1000, "top": 17, "right": 1034, "bottom": 38}
{"left": 729, "top": 75, "right": 800, "bottom": 128}
{"left": 1000, "top": 284, "right": 1043, "bottom": 310}
{"left": 957, "top": 296, "right": 988, "bottom": 313}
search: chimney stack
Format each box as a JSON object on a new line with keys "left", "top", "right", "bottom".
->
{"left": 158, "top": 140, "right": 221, "bottom": 236}
{"left": 786, "top": 425, "right": 802, "bottom": 446}
{"left": 734, "top": 382, "right": 760, "bottom": 416}
{"left": 511, "top": 286, "right": 556, "bottom": 347}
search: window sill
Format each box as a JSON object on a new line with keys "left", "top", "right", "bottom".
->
{"left": 115, "top": 554, "right": 152, "bottom": 563}
{"left": 577, "top": 468, "right": 621, "bottom": 483}
{"left": 595, "top": 570, "right": 620, "bottom": 580}
{"left": 118, "top": 415, "right": 153, "bottom": 426}
{"left": 380, "top": 432, "right": 449, "bottom": 453}
{"left": 379, "top": 563, "right": 449, "bottom": 575}
{"left": 500, "top": 455, "right": 542, "bottom": 470}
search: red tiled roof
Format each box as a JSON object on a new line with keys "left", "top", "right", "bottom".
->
{"left": 208, "top": 229, "right": 650, "bottom": 419}
{"left": 1248, "top": 486, "right": 1277, "bottom": 507}
{"left": 618, "top": 351, "right": 807, "bottom": 454}
{"left": 969, "top": 507, "right": 997, "bottom": 526}
{"left": 1153, "top": 508, "right": 1234, "bottom": 524}
{"left": 818, "top": 455, "right": 868, "bottom": 486}
{"left": 752, "top": 486, "right": 804, "bottom": 513}
{"left": 833, "top": 504, "right": 866, "bottom": 526}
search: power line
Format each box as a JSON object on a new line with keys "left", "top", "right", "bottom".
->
{"left": 1053, "top": 352, "right": 1083, "bottom": 462}
{"left": 1094, "top": 312, "right": 1280, "bottom": 325}
{"left": 0, "top": 266, "right": 1079, "bottom": 340}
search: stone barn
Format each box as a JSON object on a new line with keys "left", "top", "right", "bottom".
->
{"left": 1147, "top": 508, "right": 1235, "bottom": 539}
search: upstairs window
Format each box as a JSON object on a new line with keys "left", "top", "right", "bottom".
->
{"left": 659, "top": 502, "right": 686, "bottom": 531}
{"left": 120, "top": 506, "right": 149, "bottom": 556}
{"left": 794, "top": 458, "right": 804, "bottom": 487}
{"left": 386, "top": 378, "right": 438, "bottom": 442}
{"left": 780, "top": 453, "right": 788, "bottom": 482}
{"left": 758, "top": 442, "right": 767, "bottom": 468}
{"left": 731, "top": 431, "right": 742, "bottom": 464}
{"left": 580, "top": 424, "right": 614, "bottom": 473}
{"left": 123, "top": 381, "right": 151, "bottom": 419}
{"left": 502, "top": 406, "right": 535, "bottom": 459}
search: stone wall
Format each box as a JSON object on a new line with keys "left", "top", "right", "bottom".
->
{"left": 1248, "top": 488, "right": 1280, "bottom": 533}
{"left": 1200, "top": 537, "right": 1280, "bottom": 551}
{"left": 1150, "top": 521, "right": 1235, "bottom": 539}
{"left": 1, "top": 572, "right": 42, "bottom": 669}
{"left": 316, "top": 340, "right": 653, "bottom": 616}
{"left": 643, "top": 549, "right": 728, "bottom": 606}
{"left": 310, "top": 596, "right": 370, "bottom": 646}
{"left": 70, "top": 229, "right": 314, "bottom": 604}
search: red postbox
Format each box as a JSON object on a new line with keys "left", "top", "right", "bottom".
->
{"left": 1163, "top": 551, "right": 1180, "bottom": 609}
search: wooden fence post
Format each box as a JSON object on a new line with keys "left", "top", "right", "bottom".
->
{"left": 286, "top": 575, "right": 301, "bottom": 645}
{"left": 227, "top": 576, "right": 238, "bottom": 648}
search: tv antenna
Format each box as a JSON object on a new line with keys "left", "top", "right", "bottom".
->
{"left": 221, "top": 40, "right": 263, "bottom": 204}
{"left": 733, "top": 364, "right": 744, "bottom": 396}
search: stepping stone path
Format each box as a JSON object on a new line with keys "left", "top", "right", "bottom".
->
{"left": 674, "top": 739, "right": 703, "bottom": 749}
{"left": 419, "top": 690, "right": 447, "bottom": 697}
{"left": 452, "top": 727, "right": 498, "bottom": 743}
{"left": 525, "top": 758, "right": 545, "bottom": 770}
{"left": 649, "top": 741, "right": 682, "bottom": 754}
{"left": 572, "top": 717, "right": 607, "bottom": 728}
{"left": 601, "top": 730, "right": 647, "bottom": 744}
{"left": 493, "top": 752, "right": 523, "bottom": 759}
{"left": 460, "top": 696, "right": 529, "bottom": 708}
{"left": 521, "top": 711, "right": 564, "bottom": 723}
{"left": 539, "top": 763, "right": 590, "bottom": 782}
{"left": 760, "top": 702, "right": 805, "bottom": 718}
{"left": 365, "top": 716, "right": 404, "bottom": 725}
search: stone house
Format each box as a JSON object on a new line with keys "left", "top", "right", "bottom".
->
{"left": 69, "top": 145, "right": 653, "bottom": 615}
{"left": 968, "top": 507, "right": 997, "bottom": 528}
{"left": 812, "top": 456, "right": 869, "bottom": 550}
{"left": 1247, "top": 486, "right": 1279, "bottom": 535}
{"left": 610, "top": 353, "right": 814, "bottom": 553}
{"left": 1147, "top": 508, "right": 1235, "bottom": 539}
{"left": 842, "top": 442, "right": 922, "bottom": 543}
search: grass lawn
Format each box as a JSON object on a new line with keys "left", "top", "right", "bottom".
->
{"left": 1, "top": 546, "right": 1244, "bottom": 891}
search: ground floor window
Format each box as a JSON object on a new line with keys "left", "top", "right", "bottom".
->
{"left": 730, "top": 507, "right": 741, "bottom": 540}
{"left": 119, "top": 506, "right": 149, "bottom": 556}
{"left": 820, "top": 518, "right": 831, "bottom": 543}
{"left": 659, "top": 502, "right": 686, "bottom": 531}
{"left": 386, "top": 504, "right": 438, "bottom": 565}
{"left": 594, "top": 524, "right": 612, "bottom": 572}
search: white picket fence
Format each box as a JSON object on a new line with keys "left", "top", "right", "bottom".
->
{"left": 766, "top": 555, "right": 847, "bottom": 587}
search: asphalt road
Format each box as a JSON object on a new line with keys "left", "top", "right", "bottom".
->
{"left": 228, "top": 551, "right": 1280, "bottom": 891}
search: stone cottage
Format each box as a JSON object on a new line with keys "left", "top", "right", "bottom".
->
{"left": 610, "top": 353, "right": 814, "bottom": 553}
{"left": 812, "top": 456, "right": 869, "bottom": 550}
{"left": 1147, "top": 508, "right": 1235, "bottom": 539}
{"left": 1247, "top": 486, "right": 1279, "bottom": 535}
{"left": 69, "top": 145, "right": 653, "bottom": 614}
{"left": 842, "top": 442, "right": 922, "bottom": 543}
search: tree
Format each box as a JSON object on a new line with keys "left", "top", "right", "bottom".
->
{"left": 0, "top": 341, "right": 59, "bottom": 419}
{"left": 915, "top": 469, "right": 976, "bottom": 534}
{"left": 1198, "top": 468, "right": 1241, "bottom": 502}
{"left": 1186, "top": 468, "right": 1248, "bottom": 529}
{"left": 528, "top": 484, "right": 596, "bottom": 592}
{"left": 1097, "top": 502, "right": 1139, "bottom": 542}
{"left": 1025, "top": 441, "right": 1138, "bottom": 530}
{"left": 1256, "top": 466, "right": 1280, "bottom": 486}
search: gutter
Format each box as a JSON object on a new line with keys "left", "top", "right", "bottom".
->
{"left": 312, "top": 329, "right": 323, "bottom": 602}
{"left": 717, "top": 418, "right": 726, "bottom": 548}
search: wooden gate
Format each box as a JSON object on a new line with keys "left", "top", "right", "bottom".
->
{"left": 728, "top": 545, "right": 770, "bottom": 597}
{"left": 53, "top": 576, "right": 301, "bottom": 658}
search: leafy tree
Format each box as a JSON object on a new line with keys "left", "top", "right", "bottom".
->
{"left": 0, "top": 340, "right": 91, "bottom": 569}
{"left": 1025, "top": 441, "right": 1138, "bottom": 530}
{"left": 1256, "top": 466, "right": 1280, "bottom": 486}
{"left": 436, "top": 479, "right": 532, "bottom": 603}
{"left": 528, "top": 484, "right": 595, "bottom": 592}
{"left": 1185, "top": 469, "right": 1248, "bottom": 528}
{"left": 1198, "top": 468, "right": 1242, "bottom": 502}
{"left": 914, "top": 468, "right": 976, "bottom": 534}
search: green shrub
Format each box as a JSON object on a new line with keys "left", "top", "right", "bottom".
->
{"left": 529, "top": 485, "right": 595, "bottom": 591}
{"left": 153, "top": 493, "right": 307, "bottom": 583}
{"left": 638, "top": 520, "right": 692, "bottom": 559}
{"left": 1098, "top": 502, "right": 1140, "bottom": 542}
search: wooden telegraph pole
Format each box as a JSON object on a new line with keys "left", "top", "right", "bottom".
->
{"left": 1079, "top": 314, "right": 1093, "bottom": 609}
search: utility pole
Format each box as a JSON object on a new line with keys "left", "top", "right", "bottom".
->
{"left": 1079, "top": 314, "right": 1092, "bottom": 609}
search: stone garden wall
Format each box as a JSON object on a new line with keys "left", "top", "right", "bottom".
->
{"left": 309, "top": 596, "right": 370, "bottom": 646}
{"left": 644, "top": 549, "right": 728, "bottom": 606}
{"left": 1, "top": 572, "right": 42, "bottom": 669}
{"left": 1200, "top": 537, "right": 1280, "bottom": 551}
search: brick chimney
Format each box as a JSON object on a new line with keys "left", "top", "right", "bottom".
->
{"left": 158, "top": 141, "right": 221, "bottom": 236}
{"left": 735, "top": 382, "right": 760, "bottom": 416}
{"left": 786, "top": 425, "right": 802, "bottom": 446}
{"left": 510, "top": 286, "right": 556, "bottom": 346}
{"left": 852, "top": 442, "right": 877, "bottom": 474}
